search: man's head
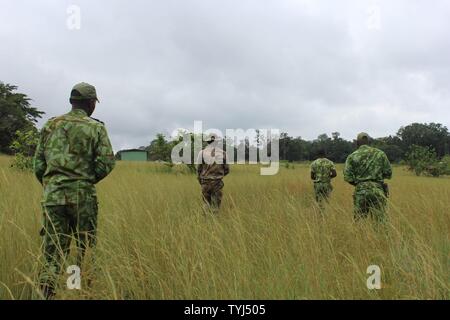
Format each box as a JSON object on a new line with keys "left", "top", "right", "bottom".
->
{"left": 317, "top": 148, "right": 326, "bottom": 158}
{"left": 356, "top": 132, "right": 370, "bottom": 147}
{"left": 69, "top": 82, "right": 99, "bottom": 116}
{"left": 205, "top": 133, "right": 219, "bottom": 144}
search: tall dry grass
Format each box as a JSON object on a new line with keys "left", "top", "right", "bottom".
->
{"left": 0, "top": 155, "right": 448, "bottom": 300}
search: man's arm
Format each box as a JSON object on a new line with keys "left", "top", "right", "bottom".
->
{"left": 343, "top": 156, "right": 356, "bottom": 186}
{"left": 382, "top": 152, "right": 392, "bottom": 180}
{"left": 33, "top": 126, "right": 47, "bottom": 184}
{"left": 330, "top": 168, "right": 337, "bottom": 179}
{"left": 310, "top": 162, "right": 316, "bottom": 181}
{"left": 197, "top": 163, "right": 203, "bottom": 178}
{"left": 330, "top": 162, "right": 337, "bottom": 179}
{"left": 94, "top": 125, "right": 115, "bottom": 183}
{"left": 224, "top": 164, "right": 230, "bottom": 176}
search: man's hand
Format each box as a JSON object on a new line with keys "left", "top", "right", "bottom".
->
{"left": 382, "top": 182, "right": 390, "bottom": 198}
{"left": 330, "top": 169, "right": 337, "bottom": 179}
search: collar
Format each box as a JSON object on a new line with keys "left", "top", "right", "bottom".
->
{"left": 69, "top": 108, "right": 88, "bottom": 117}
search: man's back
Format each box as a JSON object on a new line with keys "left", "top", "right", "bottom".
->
{"left": 34, "top": 108, "right": 115, "bottom": 205}
{"left": 311, "top": 158, "right": 335, "bottom": 183}
{"left": 197, "top": 144, "right": 229, "bottom": 180}
{"left": 344, "top": 145, "right": 392, "bottom": 185}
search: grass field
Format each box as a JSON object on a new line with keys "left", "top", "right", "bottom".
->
{"left": 0, "top": 155, "right": 448, "bottom": 300}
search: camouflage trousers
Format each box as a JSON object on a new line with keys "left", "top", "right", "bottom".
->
{"left": 314, "top": 182, "right": 333, "bottom": 205}
{"left": 200, "top": 179, "right": 224, "bottom": 211}
{"left": 353, "top": 182, "right": 387, "bottom": 223}
{"left": 39, "top": 199, "right": 98, "bottom": 296}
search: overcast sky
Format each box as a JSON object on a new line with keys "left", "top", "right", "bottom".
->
{"left": 1, "top": 0, "right": 450, "bottom": 151}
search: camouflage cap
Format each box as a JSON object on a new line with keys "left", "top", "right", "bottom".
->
{"left": 205, "top": 133, "right": 220, "bottom": 142}
{"left": 70, "top": 82, "right": 99, "bottom": 102}
{"left": 357, "top": 132, "right": 370, "bottom": 142}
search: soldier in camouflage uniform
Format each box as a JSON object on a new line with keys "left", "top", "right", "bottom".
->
{"left": 310, "top": 149, "right": 337, "bottom": 207}
{"left": 344, "top": 133, "right": 392, "bottom": 223}
{"left": 197, "top": 134, "right": 230, "bottom": 213}
{"left": 33, "top": 82, "right": 115, "bottom": 299}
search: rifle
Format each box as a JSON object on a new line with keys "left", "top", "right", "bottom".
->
{"left": 382, "top": 182, "right": 390, "bottom": 198}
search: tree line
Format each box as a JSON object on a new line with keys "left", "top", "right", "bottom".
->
{"left": 142, "top": 123, "right": 450, "bottom": 164}
{"left": 2, "top": 81, "right": 450, "bottom": 174}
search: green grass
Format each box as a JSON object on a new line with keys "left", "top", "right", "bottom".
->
{"left": 0, "top": 155, "right": 448, "bottom": 299}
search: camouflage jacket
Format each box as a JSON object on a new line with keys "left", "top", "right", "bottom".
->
{"left": 311, "top": 158, "right": 336, "bottom": 183}
{"left": 197, "top": 144, "right": 230, "bottom": 180}
{"left": 344, "top": 145, "right": 392, "bottom": 186}
{"left": 33, "top": 109, "right": 115, "bottom": 205}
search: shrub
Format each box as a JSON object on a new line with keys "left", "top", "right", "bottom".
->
{"left": 10, "top": 128, "right": 39, "bottom": 171}
{"left": 405, "top": 145, "right": 439, "bottom": 176}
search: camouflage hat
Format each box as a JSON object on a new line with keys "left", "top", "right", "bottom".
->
{"left": 205, "top": 133, "right": 219, "bottom": 142}
{"left": 70, "top": 82, "right": 99, "bottom": 102}
{"left": 357, "top": 132, "right": 370, "bottom": 141}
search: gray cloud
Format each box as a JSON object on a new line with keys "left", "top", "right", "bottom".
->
{"left": 1, "top": 0, "right": 449, "bottom": 151}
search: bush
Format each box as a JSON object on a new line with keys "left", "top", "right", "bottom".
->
{"left": 405, "top": 145, "right": 439, "bottom": 176}
{"left": 10, "top": 128, "right": 39, "bottom": 171}
{"left": 438, "top": 155, "right": 450, "bottom": 175}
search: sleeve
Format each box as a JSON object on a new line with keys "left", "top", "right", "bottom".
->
{"left": 382, "top": 152, "right": 392, "bottom": 180}
{"left": 310, "top": 162, "right": 316, "bottom": 180}
{"left": 33, "top": 126, "right": 47, "bottom": 184}
{"left": 330, "top": 161, "right": 337, "bottom": 178}
{"left": 331, "top": 161, "right": 336, "bottom": 171}
{"left": 343, "top": 156, "right": 356, "bottom": 185}
{"left": 94, "top": 125, "right": 116, "bottom": 183}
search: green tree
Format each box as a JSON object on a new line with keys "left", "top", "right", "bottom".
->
{"left": 0, "top": 82, "right": 44, "bottom": 154}
{"left": 147, "top": 133, "right": 172, "bottom": 162}
{"left": 373, "top": 136, "right": 404, "bottom": 163}
{"left": 439, "top": 155, "right": 450, "bottom": 175}
{"left": 309, "top": 133, "right": 353, "bottom": 162}
{"left": 279, "top": 132, "right": 292, "bottom": 161}
{"left": 10, "top": 128, "right": 39, "bottom": 170}
{"left": 146, "top": 132, "right": 201, "bottom": 173}
{"left": 397, "top": 123, "right": 449, "bottom": 157}
{"left": 328, "top": 132, "right": 354, "bottom": 163}
{"left": 405, "top": 145, "right": 440, "bottom": 176}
